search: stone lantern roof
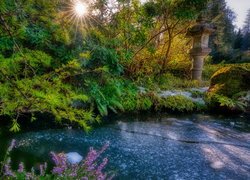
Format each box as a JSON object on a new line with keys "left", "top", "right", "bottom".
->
{"left": 186, "top": 15, "right": 215, "bottom": 37}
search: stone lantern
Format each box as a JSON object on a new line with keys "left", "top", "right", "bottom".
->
{"left": 187, "top": 15, "right": 215, "bottom": 81}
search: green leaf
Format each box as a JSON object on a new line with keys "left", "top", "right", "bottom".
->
{"left": 10, "top": 120, "right": 21, "bottom": 132}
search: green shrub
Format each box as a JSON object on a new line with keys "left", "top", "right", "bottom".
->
{"left": 190, "top": 90, "right": 205, "bottom": 98}
{"left": 203, "top": 64, "right": 224, "bottom": 81}
{"left": 157, "top": 73, "right": 181, "bottom": 90}
{"left": 241, "top": 51, "right": 250, "bottom": 63}
{"left": 155, "top": 73, "right": 202, "bottom": 90}
{"left": 135, "top": 75, "right": 158, "bottom": 90}
{"left": 121, "top": 92, "right": 153, "bottom": 112}
{"left": 120, "top": 82, "right": 154, "bottom": 112}
{"left": 155, "top": 95, "right": 196, "bottom": 112}
{"left": 194, "top": 102, "right": 207, "bottom": 111}
{"left": 84, "top": 46, "right": 123, "bottom": 75}
{"left": 205, "top": 93, "right": 247, "bottom": 111}
{"left": 166, "top": 61, "right": 191, "bottom": 79}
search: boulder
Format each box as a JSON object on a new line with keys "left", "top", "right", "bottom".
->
{"left": 66, "top": 152, "right": 83, "bottom": 164}
{"left": 208, "top": 66, "right": 250, "bottom": 97}
{"left": 207, "top": 66, "right": 250, "bottom": 112}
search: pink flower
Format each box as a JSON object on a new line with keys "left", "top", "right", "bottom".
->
{"left": 84, "top": 143, "right": 109, "bottom": 168}
{"left": 84, "top": 148, "right": 99, "bottom": 167}
{"left": 96, "top": 158, "right": 108, "bottom": 175}
{"left": 18, "top": 162, "right": 24, "bottom": 173}
{"left": 52, "top": 167, "right": 65, "bottom": 175}
{"left": 3, "top": 164, "right": 15, "bottom": 177}
{"left": 50, "top": 152, "right": 67, "bottom": 175}
{"left": 40, "top": 164, "right": 45, "bottom": 176}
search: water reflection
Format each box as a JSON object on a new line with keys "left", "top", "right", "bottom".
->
{"left": 0, "top": 113, "right": 249, "bottom": 179}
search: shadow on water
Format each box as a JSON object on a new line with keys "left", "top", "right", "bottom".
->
{"left": 0, "top": 112, "right": 249, "bottom": 179}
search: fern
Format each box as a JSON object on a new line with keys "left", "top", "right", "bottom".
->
{"left": 85, "top": 78, "right": 125, "bottom": 116}
{"left": 213, "top": 94, "right": 247, "bottom": 111}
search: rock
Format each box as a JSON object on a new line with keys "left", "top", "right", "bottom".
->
{"left": 208, "top": 66, "right": 250, "bottom": 97}
{"left": 138, "top": 86, "right": 146, "bottom": 94}
{"left": 136, "top": 87, "right": 208, "bottom": 111}
{"left": 158, "top": 89, "right": 206, "bottom": 105}
{"left": 66, "top": 152, "right": 83, "bottom": 164}
{"left": 191, "top": 87, "right": 209, "bottom": 93}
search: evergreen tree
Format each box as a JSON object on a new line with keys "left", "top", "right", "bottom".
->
{"left": 242, "top": 9, "right": 250, "bottom": 50}
{"left": 206, "top": 0, "right": 236, "bottom": 63}
{"left": 233, "top": 29, "right": 243, "bottom": 50}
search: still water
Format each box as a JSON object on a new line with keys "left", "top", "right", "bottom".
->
{"left": 0, "top": 113, "right": 249, "bottom": 179}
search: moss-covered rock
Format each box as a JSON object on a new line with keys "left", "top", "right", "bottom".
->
{"left": 208, "top": 66, "right": 250, "bottom": 97}
{"left": 206, "top": 66, "right": 250, "bottom": 112}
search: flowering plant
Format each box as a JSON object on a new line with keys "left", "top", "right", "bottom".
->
{"left": 0, "top": 139, "right": 114, "bottom": 180}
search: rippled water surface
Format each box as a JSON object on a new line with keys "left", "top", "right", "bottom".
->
{"left": 0, "top": 113, "right": 250, "bottom": 179}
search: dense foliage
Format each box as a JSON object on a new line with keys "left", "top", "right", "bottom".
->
{"left": 1, "top": 1, "right": 250, "bottom": 180}
{"left": 0, "top": 0, "right": 249, "bottom": 132}
{"left": 0, "top": 0, "right": 209, "bottom": 131}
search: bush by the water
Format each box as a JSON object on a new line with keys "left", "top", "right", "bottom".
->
{"left": 155, "top": 95, "right": 196, "bottom": 112}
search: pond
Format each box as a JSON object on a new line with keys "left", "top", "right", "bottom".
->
{"left": 0, "top": 113, "right": 250, "bottom": 179}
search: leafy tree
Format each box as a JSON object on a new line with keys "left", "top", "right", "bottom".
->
{"left": 0, "top": 0, "right": 78, "bottom": 63}
{"left": 132, "top": 0, "right": 209, "bottom": 73}
{"left": 0, "top": 51, "right": 96, "bottom": 132}
{"left": 0, "top": 1, "right": 98, "bottom": 131}
{"left": 89, "top": 0, "right": 209, "bottom": 77}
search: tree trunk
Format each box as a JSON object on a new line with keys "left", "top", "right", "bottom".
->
{"left": 160, "top": 26, "right": 172, "bottom": 74}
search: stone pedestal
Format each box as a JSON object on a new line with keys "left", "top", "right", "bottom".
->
{"left": 189, "top": 47, "right": 212, "bottom": 80}
{"left": 191, "top": 56, "right": 204, "bottom": 81}
{"left": 186, "top": 16, "right": 215, "bottom": 81}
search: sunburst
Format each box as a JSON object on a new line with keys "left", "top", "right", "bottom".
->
{"left": 61, "top": 0, "right": 91, "bottom": 31}
{"left": 58, "top": 0, "right": 105, "bottom": 39}
{"left": 74, "top": 1, "right": 88, "bottom": 17}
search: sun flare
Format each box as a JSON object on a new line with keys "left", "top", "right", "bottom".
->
{"left": 74, "top": 1, "right": 88, "bottom": 17}
{"left": 61, "top": 0, "right": 91, "bottom": 31}
{"left": 61, "top": 0, "right": 100, "bottom": 35}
